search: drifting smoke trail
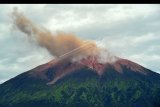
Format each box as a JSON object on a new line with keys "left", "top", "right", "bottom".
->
{"left": 11, "top": 8, "right": 100, "bottom": 61}
{"left": 10, "top": 8, "right": 119, "bottom": 85}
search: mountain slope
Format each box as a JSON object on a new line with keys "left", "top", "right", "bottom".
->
{"left": 0, "top": 58, "right": 160, "bottom": 107}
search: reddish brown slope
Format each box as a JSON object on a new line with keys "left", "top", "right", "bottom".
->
{"left": 28, "top": 55, "right": 149, "bottom": 85}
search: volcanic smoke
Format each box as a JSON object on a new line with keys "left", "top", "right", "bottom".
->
{"left": 11, "top": 8, "right": 118, "bottom": 84}
{"left": 11, "top": 8, "right": 101, "bottom": 61}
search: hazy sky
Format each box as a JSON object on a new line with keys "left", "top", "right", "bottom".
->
{"left": 0, "top": 4, "right": 160, "bottom": 83}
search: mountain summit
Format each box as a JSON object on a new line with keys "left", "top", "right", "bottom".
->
{"left": 6, "top": 9, "right": 160, "bottom": 107}
{"left": 0, "top": 56, "right": 160, "bottom": 107}
{"left": 28, "top": 56, "right": 150, "bottom": 85}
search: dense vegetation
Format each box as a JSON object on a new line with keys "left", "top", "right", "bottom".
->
{"left": 0, "top": 67, "right": 160, "bottom": 107}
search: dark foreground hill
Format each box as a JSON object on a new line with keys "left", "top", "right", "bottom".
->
{"left": 0, "top": 57, "right": 160, "bottom": 107}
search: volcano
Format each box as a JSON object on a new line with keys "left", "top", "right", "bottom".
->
{"left": 0, "top": 56, "right": 160, "bottom": 107}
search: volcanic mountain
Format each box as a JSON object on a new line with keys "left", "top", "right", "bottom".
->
{"left": 0, "top": 56, "right": 160, "bottom": 107}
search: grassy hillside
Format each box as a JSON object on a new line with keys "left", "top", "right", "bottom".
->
{"left": 0, "top": 67, "right": 160, "bottom": 107}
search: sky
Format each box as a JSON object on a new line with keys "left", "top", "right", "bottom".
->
{"left": 0, "top": 4, "right": 160, "bottom": 83}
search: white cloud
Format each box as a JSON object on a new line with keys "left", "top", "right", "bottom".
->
{"left": 0, "top": 79, "right": 8, "bottom": 84}
{"left": 132, "top": 33, "right": 155, "bottom": 44}
{"left": 100, "top": 32, "right": 160, "bottom": 72}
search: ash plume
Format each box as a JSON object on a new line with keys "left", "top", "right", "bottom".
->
{"left": 10, "top": 8, "right": 119, "bottom": 85}
{"left": 11, "top": 8, "right": 100, "bottom": 61}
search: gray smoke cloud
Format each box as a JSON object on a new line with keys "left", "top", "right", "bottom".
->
{"left": 11, "top": 7, "right": 117, "bottom": 64}
{"left": 11, "top": 8, "right": 100, "bottom": 61}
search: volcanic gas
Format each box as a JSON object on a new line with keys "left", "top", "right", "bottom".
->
{"left": 11, "top": 8, "right": 118, "bottom": 84}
